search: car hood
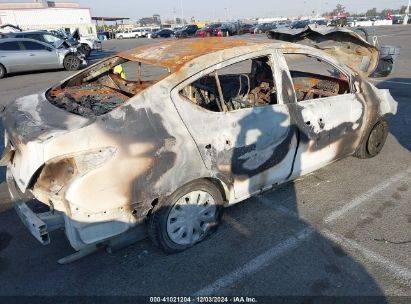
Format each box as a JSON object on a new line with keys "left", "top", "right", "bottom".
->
{"left": 267, "top": 25, "right": 379, "bottom": 77}
{"left": 53, "top": 39, "right": 72, "bottom": 49}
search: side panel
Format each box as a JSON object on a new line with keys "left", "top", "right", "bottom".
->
{"left": 276, "top": 50, "right": 366, "bottom": 177}
{"left": 170, "top": 51, "right": 298, "bottom": 200}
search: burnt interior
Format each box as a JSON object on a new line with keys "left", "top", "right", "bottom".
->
{"left": 181, "top": 56, "right": 278, "bottom": 112}
{"left": 47, "top": 57, "right": 168, "bottom": 117}
{"left": 181, "top": 55, "right": 350, "bottom": 112}
{"left": 290, "top": 71, "right": 350, "bottom": 102}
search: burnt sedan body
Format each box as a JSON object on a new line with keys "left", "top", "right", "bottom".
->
{"left": 1, "top": 38, "right": 397, "bottom": 261}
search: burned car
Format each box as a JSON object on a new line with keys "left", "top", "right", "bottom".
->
{"left": 1, "top": 38, "right": 397, "bottom": 261}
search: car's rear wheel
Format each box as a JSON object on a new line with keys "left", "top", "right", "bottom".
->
{"left": 147, "top": 180, "right": 223, "bottom": 253}
{"left": 63, "top": 54, "right": 81, "bottom": 71}
{"left": 81, "top": 43, "right": 91, "bottom": 57}
{"left": 0, "top": 64, "right": 6, "bottom": 79}
{"left": 355, "top": 118, "right": 389, "bottom": 159}
{"left": 118, "top": 35, "right": 123, "bottom": 39}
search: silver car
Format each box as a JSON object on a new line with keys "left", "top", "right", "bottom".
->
{"left": 0, "top": 38, "right": 87, "bottom": 78}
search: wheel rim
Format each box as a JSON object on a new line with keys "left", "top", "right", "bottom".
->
{"left": 367, "top": 122, "right": 386, "bottom": 156}
{"left": 66, "top": 57, "right": 79, "bottom": 70}
{"left": 166, "top": 190, "right": 217, "bottom": 246}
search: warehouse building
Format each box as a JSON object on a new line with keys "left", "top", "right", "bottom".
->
{"left": 0, "top": 1, "right": 97, "bottom": 38}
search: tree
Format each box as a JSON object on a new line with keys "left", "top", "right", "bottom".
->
{"left": 333, "top": 4, "right": 347, "bottom": 16}
{"left": 365, "top": 8, "right": 378, "bottom": 16}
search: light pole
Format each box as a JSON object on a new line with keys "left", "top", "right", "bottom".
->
{"left": 404, "top": 0, "right": 410, "bottom": 24}
{"left": 180, "top": 0, "right": 185, "bottom": 25}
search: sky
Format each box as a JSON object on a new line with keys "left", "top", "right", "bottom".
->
{"left": 2, "top": 0, "right": 410, "bottom": 21}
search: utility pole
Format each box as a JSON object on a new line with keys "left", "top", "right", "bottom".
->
{"left": 180, "top": 0, "right": 185, "bottom": 25}
{"left": 404, "top": 0, "right": 410, "bottom": 24}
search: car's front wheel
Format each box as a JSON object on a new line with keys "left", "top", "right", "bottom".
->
{"left": 147, "top": 180, "right": 223, "bottom": 253}
{"left": 63, "top": 54, "right": 81, "bottom": 71}
{"left": 0, "top": 64, "right": 6, "bottom": 79}
{"left": 355, "top": 117, "right": 389, "bottom": 159}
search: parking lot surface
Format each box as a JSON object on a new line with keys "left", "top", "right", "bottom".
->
{"left": 0, "top": 27, "right": 410, "bottom": 300}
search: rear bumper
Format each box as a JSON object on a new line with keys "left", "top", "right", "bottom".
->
{"left": 7, "top": 167, "right": 64, "bottom": 245}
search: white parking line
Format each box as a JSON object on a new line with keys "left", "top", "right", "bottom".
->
{"left": 322, "top": 230, "right": 411, "bottom": 287}
{"left": 193, "top": 167, "right": 411, "bottom": 295}
{"left": 324, "top": 167, "right": 411, "bottom": 223}
{"left": 193, "top": 227, "right": 314, "bottom": 296}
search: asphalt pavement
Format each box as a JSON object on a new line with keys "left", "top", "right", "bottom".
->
{"left": 0, "top": 26, "right": 409, "bottom": 301}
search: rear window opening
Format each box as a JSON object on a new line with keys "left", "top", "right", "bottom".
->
{"left": 47, "top": 57, "right": 169, "bottom": 117}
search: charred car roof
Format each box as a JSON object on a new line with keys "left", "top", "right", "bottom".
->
{"left": 117, "top": 38, "right": 269, "bottom": 72}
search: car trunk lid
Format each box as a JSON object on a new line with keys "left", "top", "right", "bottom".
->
{"left": 1, "top": 93, "right": 92, "bottom": 192}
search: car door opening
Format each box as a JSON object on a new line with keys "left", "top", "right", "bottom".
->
{"left": 180, "top": 56, "right": 278, "bottom": 112}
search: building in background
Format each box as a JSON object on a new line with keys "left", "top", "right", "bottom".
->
{"left": 0, "top": 0, "right": 97, "bottom": 38}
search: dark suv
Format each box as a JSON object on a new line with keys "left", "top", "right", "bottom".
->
{"left": 175, "top": 25, "right": 199, "bottom": 38}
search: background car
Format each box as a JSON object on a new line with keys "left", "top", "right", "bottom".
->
{"left": 0, "top": 38, "right": 86, "bottom": 78}
{"left": 315, "top": 20, "right": 328, "bottom": 26}
{"left": 217, "top": 22, "right": 241, "bottom": 36}
{"left": 392, "top": 15, "right": 404, "bottom": 24}
{"left": 253, "top": 23, "right": 277, "bottom": 34}
{"left": 196, "top": 23, "right": 222, "bottom": 37}
{"left": 151, "top": 29, "right": 175, "bottom": 38}
{"left": 239, "top": 24, "right": 254, "bottom": 34}
{"left": 175, "top": 24, "right": 199, "bottom": 38}
{"left": 289, "top": 20, "right": 310, "bottom": 29}
{"left": 2, "top": 30, "right": 89, "bottom": 57}
{"left": 274, "top": 21, "right": 290, "bottom": 29}
{"left": 115, "top": 29, "right": 141, "bottom": 39}
{"left": 51, "top": 29, "right": 100, "bottom": 56}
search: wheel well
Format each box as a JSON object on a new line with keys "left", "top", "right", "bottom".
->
{"left": 64, "top": 52, "right": 79, "bottom": 60}
{"left": 0, "top": 63, "right": 6, "bottom": 73}
{"left": 204, "top": 177, "right": 229, "bottom": 203}
{"left": 148, "top": 177, "right": 231, "bottom": 215}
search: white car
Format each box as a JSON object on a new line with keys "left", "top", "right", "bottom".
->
{"left": 1, "top": 37, "right": 397, "bottom": 262}
{"left": 115, "top": 30, "right": 140, "bottom": 39}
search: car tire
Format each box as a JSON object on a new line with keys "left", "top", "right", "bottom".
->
{"left": 81, "top": 43, "right": 91, "bottom": 57}
{"left": 0, "top": 64, "right": 6, "bottom": 79}
{"left": 355, "top": 117, "right": 389, "bottom": 159}
{"left": 118, "top": 36, "right": 123, "bottom": 39}
{"left": 206, "top": 32, "right": 211, "bottom": 37}
{"left": 63, "top": 54, "right": 81, "bottom": 71}
{"left": 147, "top": 179, "right": 224, "bottom": 254}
